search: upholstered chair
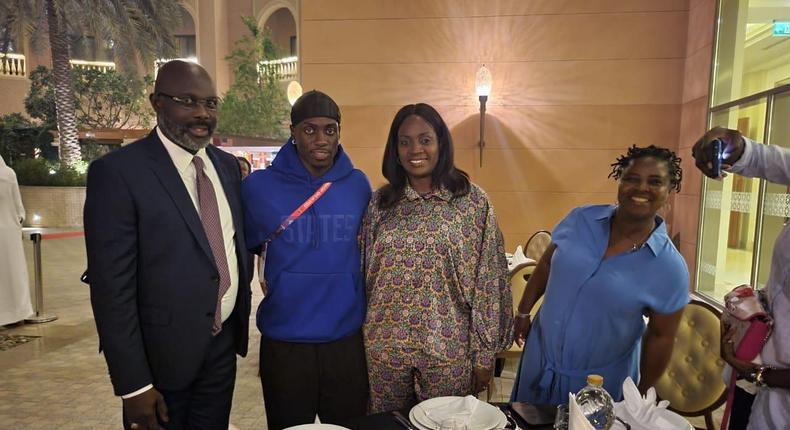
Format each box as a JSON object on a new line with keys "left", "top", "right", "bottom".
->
{"left": 654, "top": 299, "right": 728, "bottom": 430}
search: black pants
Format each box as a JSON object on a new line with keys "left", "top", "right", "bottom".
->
{"left": 260, "top": 330, "right": 369, "bottom": 430}
{"left": 123, "top": 316, "right": 238, "bottom": 430}
{"left": 728, "top": 386, "right": 756, "bottom": 430}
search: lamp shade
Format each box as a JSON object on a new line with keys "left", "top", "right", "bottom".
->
{"left": 475, "top": 64, "right": 492, "bottom": 97}
{"left": 287, "top": 81, "right": 303, "bottom": 106}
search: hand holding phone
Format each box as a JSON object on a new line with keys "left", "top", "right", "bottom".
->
{"left": 710, "top": 138, "right": 725, "bottom": 178}
{"left": 693, "top": 127, "right": 746, "bottom": 179}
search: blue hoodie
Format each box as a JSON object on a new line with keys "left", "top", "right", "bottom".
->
{"left": 242, "top": 141, "right": 371, "bottom": 342}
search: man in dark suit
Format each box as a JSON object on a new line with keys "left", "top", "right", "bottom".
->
{"left": 84, "top": 60, "right": 252, "bottom": 430}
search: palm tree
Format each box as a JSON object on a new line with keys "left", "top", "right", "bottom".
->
{"left": 0, "top": 0, "right": 181, "bottom": 168}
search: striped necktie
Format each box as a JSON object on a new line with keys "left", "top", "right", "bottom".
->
{"left": 192, "top": 156, "right": 231, "bottom": 335}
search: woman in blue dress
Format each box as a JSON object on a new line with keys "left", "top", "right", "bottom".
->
{"left": 511, "top": 145, "right": 690, "bottom": 404}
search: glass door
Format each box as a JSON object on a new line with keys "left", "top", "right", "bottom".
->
{"left": 697, "top": 99, "right": 766, "bottom": 301}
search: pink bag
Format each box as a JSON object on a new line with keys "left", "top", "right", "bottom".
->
{"left": 720, "top": 285, "right": 773, "bottom": 430}
{"left": 723, "top": 285, "right": 772, "bottom": 358}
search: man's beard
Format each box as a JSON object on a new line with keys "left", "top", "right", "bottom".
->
{"left": 157, "top": 113, "right": 213, "bottom": 151}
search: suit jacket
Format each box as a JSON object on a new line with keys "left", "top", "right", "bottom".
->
{"left": 84, "top": 130, "right": 252, "bottom": 396}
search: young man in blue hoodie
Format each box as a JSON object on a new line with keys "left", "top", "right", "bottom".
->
{"left": 242, "top": 90, "right": 371, "bottom": 430}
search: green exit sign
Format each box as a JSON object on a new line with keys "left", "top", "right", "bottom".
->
{"left": 774, "top": 22, "right": 790, "bottom": 36}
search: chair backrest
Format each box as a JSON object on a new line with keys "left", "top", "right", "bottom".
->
{"left": 524, "top": 230, "right": 552, "bottom": 261}
{"left": 654, "top": 299, "right": 727, "bottom": 417}
{"left": 509, "top": 262, "right": 544, "bottom": 317}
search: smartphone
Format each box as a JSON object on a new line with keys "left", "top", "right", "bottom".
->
{"left": 710, "top": 138, "right": 725, "bottom": 177}
{"left": 510, "top": 402, "right": 556, "bottom": 427}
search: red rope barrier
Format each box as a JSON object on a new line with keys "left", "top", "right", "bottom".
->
{"left": 40, "top": 231, "right": 84, "bottom": 240}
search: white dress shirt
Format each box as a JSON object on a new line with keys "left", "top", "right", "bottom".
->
{"left": 122, "top": 127, "right": 239, "bottom": 399}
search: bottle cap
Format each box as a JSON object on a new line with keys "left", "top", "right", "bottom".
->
{"left": 587, "top": 374, "right": 604, "bottom": 386}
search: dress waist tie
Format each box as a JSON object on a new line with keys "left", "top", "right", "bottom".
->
{"left": 537, "top": 341, "right": 639, "bottom": 391}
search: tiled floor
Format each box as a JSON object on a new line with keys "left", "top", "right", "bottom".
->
{"left": 0, "top": 235, "right": 720, "bottom": 429}
{"left": 0, "top": 235, "right": 271, "bottom": 429}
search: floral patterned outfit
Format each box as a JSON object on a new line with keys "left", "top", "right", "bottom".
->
{"left": 361, "top": 183, "right": 513, "bottom": 413}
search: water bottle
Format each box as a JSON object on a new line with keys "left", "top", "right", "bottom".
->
{"left": 576, "top": 374, "right": 615, "bottom": 430}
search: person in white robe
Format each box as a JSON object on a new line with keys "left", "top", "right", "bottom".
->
{"left": 0, "top": 154, "right": 33, "bottom": 326}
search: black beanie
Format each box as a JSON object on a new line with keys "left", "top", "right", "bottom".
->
{"left": 290, "top": 90, "right": 341, "bottom": 126}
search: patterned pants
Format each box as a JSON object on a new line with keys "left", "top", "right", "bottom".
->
{"left": 367, "top": 347, "right": 473, "bottom": 413}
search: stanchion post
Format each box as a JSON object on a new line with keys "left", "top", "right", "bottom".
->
{"left": 25, "top": 232, "right": 58, "bottom": 323}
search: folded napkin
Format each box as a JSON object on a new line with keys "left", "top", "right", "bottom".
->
{"left": 423, "top": 395, "right": 479, "bottom": 426}
{"left": 614, "top": 377, "right": 685, "bottom": 430}
{"left": 569, "top": 393, "right": 595, "bottom": 430}
{"left": 508, "top": 245, "right": 537, "bottom": 272}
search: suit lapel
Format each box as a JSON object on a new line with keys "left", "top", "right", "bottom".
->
{"left": 142, "top": 133, "right": 215, "bottom": 264}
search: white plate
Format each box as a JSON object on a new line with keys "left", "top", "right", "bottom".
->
{"left": 283, "top": 425, "right": 350, "bottom": 430}
{"left": 411, "top": 408, "right": 505, "bottom": 430}
{"left": 409, "top": 397, "right": 507, "bottom": 430}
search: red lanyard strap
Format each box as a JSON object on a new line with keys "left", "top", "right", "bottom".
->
{"left": 263, "top": 182, "right": 332, "bottom": 245}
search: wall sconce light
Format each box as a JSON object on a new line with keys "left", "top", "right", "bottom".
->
{"left": 287, "top": 80, "right": 303, "bottom": 106}
{"left": 475, "top": 64, "right": 492, "bottom": 167}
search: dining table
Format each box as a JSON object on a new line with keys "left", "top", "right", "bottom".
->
{"left": 337, "top": 402, "right": 554, "bottom": 430}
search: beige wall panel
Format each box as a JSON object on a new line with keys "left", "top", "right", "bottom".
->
{"left": 472, "top": 104, "right": 681, "bottom": 150}
{"left": 672, "top": 193, "right": 701, "bottom": 247}
{"left": 0, "top": 79, "right": 30, "bottom": 116}
{"left": 679, "top": 96, "right": 709, "bottom": 149}
{"left": 302, "top": 0, "right": 688, "bottom": 21}
{"left": 682, "top": 45, "right": 713, "bottom": 103}
{"left": 679, "top": 154, "right": 703, "bottom": 198}
{"left": 474, "top": 148, "right": 622, "bottom": 193}
{"left": 340, "top": 104, "right": 679, "bottom": 153}
{"left": 341, "top": 146, "right": 386, "bottom": 187}
{"left": 688, "top": 0, "right": 715, "bottom": 16}
{"left": 504, "top": 233, "right": 534, "bottom": 253}
{"left": 488, "top": 190, "right": 612, "bottom": 236}
{"left": 301, "top": 60, "right": 685, "bottom": 107}
{"left": 338, "top": 105, "right": 401, "bottom": 149}
{"left": 226, "top": 0, "right": 253, "bottom": 54}
{"left": 301, "top": 13, "right": 686, "bottom": 64}
{"left": 197, "top": 0, "right": 231, "bottom": 94}
{"left": 454, "top": 148, "right": 478, "bottom": 181}
{"left": 679, "top": 241, "right": 697, "bottom": 289}
{"left": 299, "top": 0, "right": 696, "bottom": 268}
{"left": 686, "top": 0, "right": 716, "bottom": 56}
{"left": 341, "top": 145, "right": 476, "bottom": 191}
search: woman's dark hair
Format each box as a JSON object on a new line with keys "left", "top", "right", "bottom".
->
{"left": 608, "top": 145, "right": 683, "bottom": 193}
{"left": 236, "top": 156, "right": 252, "bottom": 174}
{"left": 378, "top": 103, "right": 470, "bottom": 209}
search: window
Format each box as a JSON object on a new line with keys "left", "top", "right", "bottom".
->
{"left": 698, "top": 0, "right": 790, "bottom": 302}
{"left": 0, "top": 26, "right": 19, "bottom": 53}
{"left": 69, "top": 36, "right": 113, "bottom": 62}
{"left": 175, "top": 35, "right": 196, "bottom": 58}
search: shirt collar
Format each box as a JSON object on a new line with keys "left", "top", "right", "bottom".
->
{"left": 596, "top": 204, "right": 668, "bottom": 256}
{"left": 156, "top": 126, "right": 208, "bottom": 175}
{"left": 404, "top": 183, "right": 453, "bottom": 202}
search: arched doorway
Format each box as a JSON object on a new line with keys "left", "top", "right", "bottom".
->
{"left": 263, "top": 7, "right": 297, "bottom": 57}
{"left": 174, "top": 5, "right": 197, "bottom": 60}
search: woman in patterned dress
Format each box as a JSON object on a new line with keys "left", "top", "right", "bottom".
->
{"left": 360, "top": 103, "right": 513, "bottom": 413}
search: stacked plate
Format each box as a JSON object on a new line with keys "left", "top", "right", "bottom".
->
{"left": 283, "top": 425, "right": 350, "bottom": 430}
{"left": 408, "top": 397, "right": 507, "bottom": 430}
